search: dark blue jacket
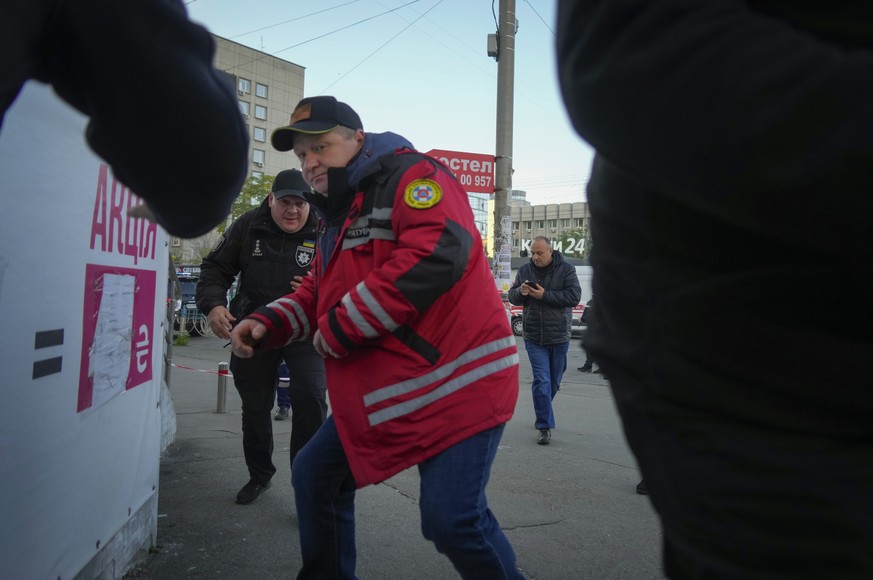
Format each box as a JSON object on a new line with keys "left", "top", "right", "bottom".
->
{"left": 508, "top": 251, "right": 581, "bottom": 345}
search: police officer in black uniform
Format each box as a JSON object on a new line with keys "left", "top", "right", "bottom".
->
{"left": 196, "top": 169, "right": 327, "bottom": 505}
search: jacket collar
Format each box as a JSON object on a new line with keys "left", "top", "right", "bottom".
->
{"left": 305, "top": 131, "right": 414, "bottom": 223}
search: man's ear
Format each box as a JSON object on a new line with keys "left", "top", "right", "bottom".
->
{"left": 267, "top": 192, "right": 275, "bottom": 207}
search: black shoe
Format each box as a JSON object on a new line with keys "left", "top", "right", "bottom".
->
{"left": 635, "top": 480, "right": 648, "bottom": 495}
{"left": 578, "top": 362, "right": 593, "bottom": 372}
{"left": 537, "top": 429, "right": 551, "bottom": 445}
{"left": 236, "top": 479, "right": 272, "bottom": 504}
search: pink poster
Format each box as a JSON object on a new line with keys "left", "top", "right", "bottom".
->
{"left": 78, "top": 264, "right": 156, "bottom": 412}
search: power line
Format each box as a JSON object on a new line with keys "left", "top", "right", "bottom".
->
{"left": 317, "top": 0, "right": 493, "bottom": 94}
{"left": 226, "top": 1, "right": 365, "bottom": 40}
{"left": 219, "top": 1, "right": 565, "bottom": 130}
{"left": 522, "top": 0, "right": 554, "bottom": 37}
{"left": 320, "top": 0, "right": 446, "bottom": 94}
{"left": 220, "top": 0, "right": 424, "bottom": 75}
{"left": 514, "top": 174, "right": 588, "bottom": 186}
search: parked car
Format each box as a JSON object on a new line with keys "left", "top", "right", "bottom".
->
{"left": 509, "top": 303, "right": 586, "bottom": 337}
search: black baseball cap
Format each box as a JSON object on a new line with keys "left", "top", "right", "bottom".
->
{"left": 271, "top": 169, "right": 310, "bottom": 199}
{"left": 271, "top": 96, "right": 363, "bottom": 152}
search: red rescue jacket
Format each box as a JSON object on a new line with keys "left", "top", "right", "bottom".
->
{"left": 250, "top": 150, "right": 519, "bottom": 487}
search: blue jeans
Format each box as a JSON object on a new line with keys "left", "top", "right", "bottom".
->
{"left": 291, "top": 416, "right": 522, "bottom": 579}
{"left": 524, "top": 340, "right": 570, "bottom": 429}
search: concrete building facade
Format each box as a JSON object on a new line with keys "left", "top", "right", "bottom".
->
{"left": 212, "top": 36, "right": 305, "bottom": 178}
{"left": 511, "top": 201, "right": 591, "bottom": 259}
{"left": 486, "top": 191, "right": 591, "bottom": 260}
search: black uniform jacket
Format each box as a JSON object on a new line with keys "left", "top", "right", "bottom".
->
{"left": 196, "top": 197, "right": 319, "bottom": 319}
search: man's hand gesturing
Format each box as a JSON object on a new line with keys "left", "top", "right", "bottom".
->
{"left": 207, "top": 306, "right": 237, "bottom": 339}
{"left": 230, "top": 319, "right": 267, "bottom": 358}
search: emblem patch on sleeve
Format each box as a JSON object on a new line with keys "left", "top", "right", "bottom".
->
{"left": 404, "top": 179, "right": 442, "bottom": 209}
{"left": 296, "top": 244, "right": 315, "bottom": 267}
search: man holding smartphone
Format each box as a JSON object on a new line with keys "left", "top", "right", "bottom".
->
{"left": 509, "top": 236, "right": 582, "bottom": 444}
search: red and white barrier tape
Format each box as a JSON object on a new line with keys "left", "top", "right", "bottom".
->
{"left": 171, "top": 363, "right": 233, "bottom": 377}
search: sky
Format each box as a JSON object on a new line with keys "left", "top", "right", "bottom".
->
{"left": 186, "top": 0, "right": 595, "bottom": 206}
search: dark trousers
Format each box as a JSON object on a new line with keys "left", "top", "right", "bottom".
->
{"left": 230, "top": 340, "right": 327, "bottom": 484}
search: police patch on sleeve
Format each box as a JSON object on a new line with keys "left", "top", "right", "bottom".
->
{"left": 404, "top": 179, "right": 442, "bottom": 209}
{"left": 296, "top": 240, "right": 316, "bottom": 268}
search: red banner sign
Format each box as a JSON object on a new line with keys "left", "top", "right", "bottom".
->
{"left": 425, "top": 149, "right": 495, "bottom": 194}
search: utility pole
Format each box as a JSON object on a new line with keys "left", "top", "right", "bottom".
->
{"left": 492, "top": 0, "right": 516, "bottom": 293}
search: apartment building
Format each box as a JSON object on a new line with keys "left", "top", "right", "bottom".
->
{"left": 212, "top": 35, "right": 305, "bottom": 178}
{"left": 171, "top": 35, "right": 305, "bottom": 260}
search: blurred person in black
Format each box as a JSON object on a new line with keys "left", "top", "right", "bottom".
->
{"left": 557, "top": 2, "right": 873, "bottom": 578}
{"left": 577, "top": 298, "right": 600, "bottom": 374}
{"left": 2, "top": 0, "right": 248, "bottom": 238}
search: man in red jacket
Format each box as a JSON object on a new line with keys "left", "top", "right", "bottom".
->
{"left": 230, "top": 96, "right": 522, "bottom": 579}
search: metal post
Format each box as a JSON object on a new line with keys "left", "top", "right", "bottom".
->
{"left": 216, "top": 362, "right": 229, "bottom": 413}
{"left": 493, "top": 0, "right": 516, "bottom": 293}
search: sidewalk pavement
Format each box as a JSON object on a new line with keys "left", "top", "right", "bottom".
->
{"left": 127, "top": 334, "right": 665, "bottom": 579}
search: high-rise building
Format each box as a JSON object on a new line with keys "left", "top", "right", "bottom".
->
{"left": 468, "top": 192, "right": 490, "bottom": 240}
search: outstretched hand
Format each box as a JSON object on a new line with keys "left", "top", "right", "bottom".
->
{"left": 230, "top": 319, "right": 267, "bottom": 358}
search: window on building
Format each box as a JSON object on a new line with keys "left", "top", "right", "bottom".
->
{"left": 561, "top": 219, "right": 571, "bottom": 228}
{"left": 574, "top": 218, "right": 583, "bottom": 227}
{"left": 255, "top": 83, "right": 268, "bottom": 98}
{"left": 536, "top": 220, "right": 545, "bottom": 229}
{"left": 239, "top": 101, "right": 250, "bottom": 117}
{"left": 512, "top": 222, "right": 519, "bottom": 231}
{"left": 252, "top": 149, "right": 265, "bottom": 165}
{"left": 548, "top": 220, "right": 557, "bottom": 230}
{"left": 238, "top": 78, "right": 251, "bottom": 94}
{"left": 253, "top": 127, "right": 266, "bottom": 142}
{"left": 254, "top": 105, "right": 267, "bottom": 120}
{"left": 524, "top": 221, "right": 532, "bottom": 230}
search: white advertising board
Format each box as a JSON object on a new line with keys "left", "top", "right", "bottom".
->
{"left": 0, "top": 82, "right": 168, "bottom": 579}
